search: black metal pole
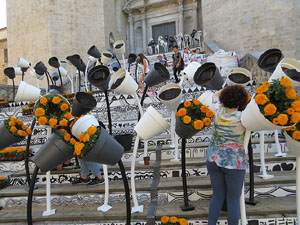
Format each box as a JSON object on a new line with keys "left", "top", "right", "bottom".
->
{"left": 246, "top": 136, "right": 258, "bottom": 205}
{"left": 134, "top": 62, "right": 138, "bottom": 83}
{"left": 180, "top": 138, "right": 194, "bottom": 211}
{"left": 138, "top": 85, "right": 148, "bottom": 121}
{"left": 118, "top": 159, "right": 131, "bottom": 225}
{"left": 45, "top": 72, "right": 50, "bottom": 91}
{"left": 12, "top": 79, "right": 15, "bottom": 100}
{"left": 22, "top": 71, "right": 25, "bottom": 81}
{"left": 27, "top": 165, "right": 39, "bottom": 225}
{"left": 47, "top": 72, "right": 54, "bottom": 85}
{"left": 57, "top": 68, "right": 64, "bottom": 94}
{"left": 77, "top": 70, "right": 81, "bottom": 92}
{"left": 104, "top": 90, "right": 112, "bottom": 135}
{"left": 128, "top": 63, "right": 131, "bottom": 73}
{"left": 25, "top": 118, "right": 36, "bottom": 185}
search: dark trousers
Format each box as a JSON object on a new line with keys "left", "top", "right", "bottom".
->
{"left": 173, "top": 67, "right": 181, "bottom": 83}
{"left": 207, "top": 161, "right": 245, "bottom": 225}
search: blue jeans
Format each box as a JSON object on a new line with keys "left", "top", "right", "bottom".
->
{"left": 207, "top": 161, "right": 245, "bottom": 225}
{"left": 79, "top": 159, "right": 101, "bottom": 177}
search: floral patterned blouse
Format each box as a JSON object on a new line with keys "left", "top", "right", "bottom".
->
{"left": 207, "top": 98, "right": 248, "bottom": 170}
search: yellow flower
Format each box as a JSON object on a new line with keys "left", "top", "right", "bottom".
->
{"left": 59, "top": 119, "right": 68, "bottom": 127}
{"left": 280, "top": 77, "right": 292, "bottom": 88}
{"left": 26, "top": 128, "right": 32, "bottom": 135}
{"left": 248, "top": 94, "right": 252, "bottom": 102}
{"left": 16, "top": 120, "right": 23, "bottom": 125}
{"left": 10, "top": 126, "right": 17, "bottom": 133}
{"left": 40, "top": 97, "right": 48, "bottom": 106}
{"left": 183, "top": 116, "right": 191, "bottom": 124}
{"left": 292, "top": 100, "right": 300, "bottom": 112}
{"left": 87, "top": 126, "right": 97, "bottom": 135}
{"left": 79, "top": 133, "right": 84, "bottom": 142}
{"left": 64, "top": 112, "right": 72, "bottom": 120}
{"left": 264, "top": 104, "right": 277, "bottom": 116}
{"left": 82, "top": 134, "right": 90, "bottom": 143}
{"left": 176, "top": 108, "right": 187, "bottom": 117}
{"left": 17, "top": 130, "right": 27, "bottom": 137}
{"left": 192, "top": 99, "right": 200, "bottom": 105}
{"left": 49, "top": 118, "right": 58, "bottom": 127}
{"left": 200, "top": 105, "right": 208, "bottom": 113}
{"left": 291, "top": 112, "right": 300, "bottom": 123}
{"left": 184, "top": 101, "right": 192, "bottom": 108}
{"left": 11, "top": 117, "right": 17, "bottom": 122}
{"left": 170, "top": 216, "right": 178, "bottom": 223}
{"left": 206, "top": 110, "right": 214, "bottom": 118}
{"left": 64, "top": 133, "right": 71, "bottom": 141}
{"left": 287, "top": 108, "right": 295, "bottom": 115}
{"left": 286, "top": 88, "right": 296, "bottom": 99}
{"left": 38, "top": 117, "right": 48, "bottom": 125}
{"left": 52, "top": 96, "right": 61, "bottom": 104}
{"left": 8, "top": 121, "right": 15, "bottom": 127}
{"left": 263, "top": 81, "right": 271, "bottom": 88}
{"left": 255, "top": 84, "right": 269, "bottom": 94}
{"left": 178, "top": 218, "right": 188, "bottom": 225}
{"left": 292, "top": 131, "right": 300, "bottom": 140}
{"left": 203, "top": 117, "right": 211, "bottom": 127}
{"left": 255, "top": 94, "right": 269, "bottom": 105}
{"left": 0, "top": 176, "right": 5, "bottom": 180}
{"left": 291, "top": 125, "right": 297, "bottom": 131}
{"left": 22, "top": 124, "right": 28, "bottom": 130}
{"left": 70, "top": 138, "right": 76, "bottom": 145}
{"left": 277, "top": 114, "right": 288, "bottom": 126}
{"left": 74, "top": 142, "right": 85, "bottom": 156}
{"left": 34, "top": 108, "right": 45, "bottom": 117}
{"left": 60, "top": 103, "right": 69, "bottom": 112}
{"left": 161, "top": 216, "right": 170, "bottom": 224}
{"left": 273, "top": 118, "right": 279, "bottom": 125}
{"left": 193, "top": 120, "right": 204, "bottom": 130}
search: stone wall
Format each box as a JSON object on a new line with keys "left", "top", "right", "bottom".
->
{"left": 0, "top": 28, "right": 8, "bottom": 84}
{"left": 202, "top": 0, "right": 300, "bottom": 59}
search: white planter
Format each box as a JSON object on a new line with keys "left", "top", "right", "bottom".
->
{"left": 15, "top": 81, "right": 41, "bottom": 102}
{"left": 101, "top": 51, "right": 113, "bottom": 65}
{"left": 284, "top": 131, "right": 300, "bottom": 157}
{"left": 109, "top": 69, "right": 138, "bottom": 95}
{"left": 198, "top": 90, "right": 214, "bottom": 112}
{"left": 158, "top": 84, "right": 182, "bottom": 111}
{"left": 17, "top": 57, "right": 30, "bottom": 68}
{"left": 134, "top": 106, "right": 170, "bottom": 140}
{"left": 113, "top": 40, "right": 126, "bottom": 55}
{"left": 269, "top": 58, "right": 300, "bottom": 87}
{"left": 71, "top": 115, "right": 99, "bottom": 138}
{"left": 241, "top": 98, "right": 285, "bottom": 131}
{"left": 180, "top": 62, "right": 201, "bottom": 82}
{"left": 227, "top": 68, "right": 252, "bottom": 86}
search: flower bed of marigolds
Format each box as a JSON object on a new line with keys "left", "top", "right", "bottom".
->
{"left": 0, "top": 147, "right": 32, "bottom": 161}
{"left": 161, "top": 216, "right": 188, "bottom": 225}
{"left": 0, "top": 176, "right": 10, "bottom": 190}
{"left": 22, "top": 101, "right": 35, "bottom": 115}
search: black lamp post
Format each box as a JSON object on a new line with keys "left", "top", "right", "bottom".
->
{"left": 4, "top": 67, "right": 16, "bottom": 100}
{"left": 34, "top": 61, "right": 53, "bottom": 91}
{"left": 66, "top": 54, "right": 86, "bottom": 92}
{"left": 48, "top": 57, "right": 64, "bottom": 93}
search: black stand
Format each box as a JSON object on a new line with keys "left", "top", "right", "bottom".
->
{"left": 57, "top": 69, "right": 64, "bottom": 94}
{"left": 138, "top": 85, "right": 148, "bottom": 121}
{"left": 104, "top": 90, "right": 112, "bottom": 134}
{"left": 180, "top": 138, "right": 195, "bottom": 211}
{"left": 22, "top": 71, "right": 25, "bottom": 81}
{"left": 77, "top": 70, "right": 81, "bottom": 92}
{"left": 246, "top": 137, "right": 258, "bottom": 205}
{"left": 25, "top": 118, "right": 36, "bottom": 185}
{"left": 12, "top": 79, "right": 15, "bottom": 101}
{"left": 27, "top": 165, "right": 39, "bottom": 225}
{"left": 134, "top": 62, "right": 138, "bottom": 83}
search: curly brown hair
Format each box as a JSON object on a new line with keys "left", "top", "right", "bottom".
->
{"left": 219, "top": 85, "right": 248, "bottom": 110}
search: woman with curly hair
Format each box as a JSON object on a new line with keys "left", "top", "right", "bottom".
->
{"left": 207, "top": 85, "right": 249, "bottom": 225}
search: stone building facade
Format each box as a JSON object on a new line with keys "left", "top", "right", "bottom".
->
{"left": 0, "top": 28, "right": 8, "bottom": 84}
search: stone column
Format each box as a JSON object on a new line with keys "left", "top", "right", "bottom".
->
{"left": 192, "top": 0, "right": 198, "bottom": 30}
{"left": 141, "top": 8, "right": 147, "bottom": 53}
{"left": 178, "top": 0, "right": 184, "bottom": 34}
{"left": 128, "top": 12, "right": 135, "bottom": 53}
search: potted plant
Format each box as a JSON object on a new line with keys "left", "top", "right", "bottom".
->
{"left": 284, "top": 122, "right": 300, "bottom": 157}
{"left": 0, "top": 176, "right": 10, "bottom": 190}
{"left": 33, "top": 94, "right": 72, "bottom": 128}
{"left": 241, "top": 77, "right": 300, "bottom": 131}
{"left": 161, "top": 216, "right": 188, "bottom": 225}
{"left": 73, "top": 125, "right": 124, "bottom": 166}
{"left": 0, "top": 117, "right": 32, "bottom": 150}
{"left": 71, "top": 92, "right": 97, "bottom": 117}
{"left": 0, "top": 101, "right": 8, "bottom": 108}
{"left": 175, "top": 99, "right": 214, "bottom": 139}
{"left": 71, "top": 114, "right": 99, "bottom": 138}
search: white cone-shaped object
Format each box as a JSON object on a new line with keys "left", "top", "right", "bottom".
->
{"left": 227, "top": 68, "right": 252, "bottom": 86}
{"left": 284, "top": 131, "right": 300, "bottom": 157}
{"left": 15, "top": 81, "right": 41, "bottom": 102}
{"left": 134, "top": 106, "right": 170, "bottom": 140}
{"left": 198, "top": 90, "right": 214, "bottom": 111}
{"left": 109, "top": 69, "right": 138, "bottom": 95}
{"left": 101, "top": 51, "right": 113, "bottom": 65}
{"left": 113, "top": 40, "right": 126, "bottom": 55}
{"left": 158, "top": 83, "right": 182, "bottom": 111}
{"left": 180, "top": 62, "right": 201, "bottom": 82}
{"left": 14, "top": 67, "right": 22, "bottom": 76}
{"left": 71, "top": 115, "right": 99, "bottom": 138}
{"left": 269, "top": 58, "right": 300, "bottom": 87}
{"left": 58, "top": 67, "right": 68, "bottom": 77}
{"left": 17, "top": 57, "right": 31, "bottom": 68}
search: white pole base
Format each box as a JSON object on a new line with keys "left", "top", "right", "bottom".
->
{"left": 131, "top": 205, "right": 144, "bottom": 213}
{"left": 42, "top": 209, "right": 56, "bottom": 216}
{"left": 170, "top": 158, "right": 181, "bottom": 162}
{"left": 97, "top": 204, "right": 112, "bottom": 212}
{"left": 169, "top": 144, "right": 175, "bottom": 148}
{"left": 138, "top": 160, "right": 145, "bottom": 165}
{"left": 257, "top": 174, "right": 274, "bottom": 180}
{"left": 275, "top": 152, "right": 287, "bottom": 157}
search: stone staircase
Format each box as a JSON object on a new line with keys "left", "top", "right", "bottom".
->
{"left": 0, "top": 50, "right": 297, "bottom": 224}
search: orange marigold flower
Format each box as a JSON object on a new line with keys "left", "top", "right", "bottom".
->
{"left": 255, "top": 94, "right": 269, "bottom": 105}
{"left": 59, "top": 119, "right": 68, "bottom": 127}
{"left": 255, "top": 84, "right": 268, "bottom": 94}
{"left": 206, "top": 110, "right": 214, "bottom": 118}
{"left": 291, "top": 112, "right": 300, "bottom": 123}
{"left": 292, "top": 131, "right": 300, "bottom": 140}
{"left": 200, "top": 105, "right": 208, "bottom": 113}
{"left": 11, "top": 117, "right": 17, "bottom": 122}
{"left": 183, "top": 116, "right": 191, "bottom": 124}
{"left": 8, "top": 121, "right": 15, "bottom": 127}
{"left": 70, "top": 138, "right": 76, "bottom": 145}
{"left": 64, "top": 133, "right": 71, "bottom": 141}
{"left": 10, "top": 126, "right": 17, "bottom": 133}
{"left": 264, "top": 103, "right": 277, "bottom": 116}
{"left": 203, "top": 117, "right": 211, "bottom": 127}
{"left": 34, "top": 108, "right": 45, "bottom": 117}
{"left": 52, "top": 96, "right": 61, "bottom": 104}
{"left": 60, "top": 103, "right": 69, "bottom": 112}
{"left": 192, "top": 99, "right": 201, "bottom": 105}
{"left": 74, "top": 142, "right": 85, "bottom": 156}
{"left": 248, "top": 94, "right": 252, "bottom": 102}
{"left": 184, "top": 101, "right": 192, "bottom": 108}
{"left": 161, "top": 216, "right": 170, "bottom": 224}
{"left": 292, "top": 100, "right": 300, "bottom": 112}
{"left": 22, "top": 124, "right": 28, "bottom": 130}
{"left": 38, "top": 116, "right": 48, "bottom": 125}
{"left": 40, "top": 97, "right": 48, "bottom": 106}
{"left": 170, "top": 216, "right": 178, "bottom": 223}
{"left": 64, "top": 112, "right": 72, "bottom": 120}
{"left": 87, "top": 126, "right": 97, "bottom": 135}
{"left": 280, "top": 77, "right": 292, "bottom": 88}
{"left": 178, "top": 218, "right": 188, "bottom": 225}
{"left": 193, "top": 120, "right": 204, "bottom": 130}
{"left": 16, "top": 120, "right": 23, "bottom": 125}
{"left": 17, "top": 130, "right": 27, "bottom": 137}
{"left": 277, "top": 113, "right": 288, "bottom": 126}
{"left": 79, "top": 133, "right": 84, "bottom": 142}
{"left": 286, "top": 88, "right": 296, "bottom": 99}
{"left": 263, "top": 81, "right": 271, "bottom": 88}
{"left": 49, "top": 118, "right": 58, "bottom": 127}
{"left": 26, "top": 128, "right": 32, "bottom": 135}
{"left": 82, "top": 134, "right": 90, "bottom": 143}
{"left": 273, "top": 118, "right": 279, "bottom": 125}
{"left": 290, "top": 125, "right": 297, "bottom": 131}
{"left": 287, "top": 108, "right": 295, "bottom": 115}
{"left": 176, "top": 108, "right": 187, "bottom": 117}
{"left": 0, "top": 176, "right": 5, "bottom": 180}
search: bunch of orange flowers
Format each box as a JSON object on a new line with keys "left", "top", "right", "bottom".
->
{"left": 285, "top": 122, "right": 300, "bottom": 141}
{"left": 33, "top": 94, "right": 71, "bottom": 128}
{"left": 176, "top": 99, "right": 214, "bottom": 131}
{"left": 254, "top": 77, "right": 300, "bottom": 127}
{"left": 4, "top": 116, "right": 32, "bottom": 138}
{"left": 161, "top": 216, "right": 188, "bottom": 225}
